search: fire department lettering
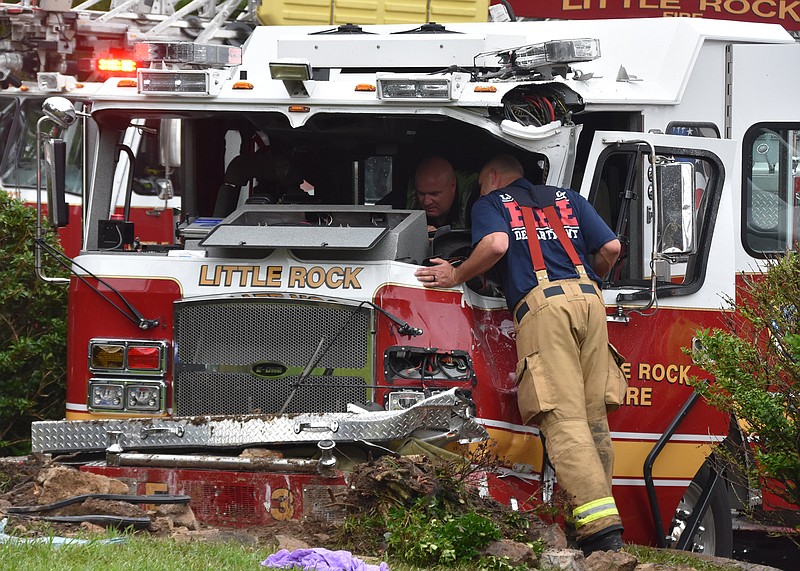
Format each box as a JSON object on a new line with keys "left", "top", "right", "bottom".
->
{"left": 620, "top": 361, "right": 692, "bottom": 384}
{"left": 499, "top": 191, "right": 580, "bottom": 241}
{"left": 198, "top": 264, "right": 362, "bottom": 289}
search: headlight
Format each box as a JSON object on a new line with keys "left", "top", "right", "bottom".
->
{"left": 89, "top": 380, "right": 165, "bottom": 413}
{"left": 90, "top": 382, "right": 125, "bottom": 410}
{"left": 126, "top": 384, "right": 163, "bottom": 411}
{"left": 386, "top": 390, "right": 426, "bottom": 411}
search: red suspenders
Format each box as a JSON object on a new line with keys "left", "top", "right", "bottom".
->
{"left": 519, "top": 204, "right": 586, "bottom": 281}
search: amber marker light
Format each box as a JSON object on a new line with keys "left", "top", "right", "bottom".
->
{"left": 288, "top": 105, "right": 311, "bottom": 112}
{"left": 474, "top": 86, "right": 497, "bottom": 93}
{"left": 117, "top": 79, "right": 137, "bottom": 87}
{"left": 355, "top": 84, "right": 376, "bottom": 92}
{"left": 232, "top": 81, "right": 254, "bottom": 90}
{"left": 91, "top": 343, "right": 125, "bottom": 370}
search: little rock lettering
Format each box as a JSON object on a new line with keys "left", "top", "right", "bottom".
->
{"left": 198, "top": 264, "right": 363, "bottom": 289}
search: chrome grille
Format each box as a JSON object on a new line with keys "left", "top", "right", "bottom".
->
{"left": 174, "top": 297, "right": 373, "bottom": 416}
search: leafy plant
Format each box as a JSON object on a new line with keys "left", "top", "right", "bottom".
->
{"left": 0, "top": 193, "right": 68, "bottom": 455}
{"left": 383, "top": 498, "right": 501, "bottom": 566}
{"left": 690, "top": 249, "right": 800, "bottom": 527}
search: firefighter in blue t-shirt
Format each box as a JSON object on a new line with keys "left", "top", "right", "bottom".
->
{"left": 415, "top": 154, "right": 626, "bottom": 556}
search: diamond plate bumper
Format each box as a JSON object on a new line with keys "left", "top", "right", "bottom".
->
{"left": 32, "top": 388, "right": 487, "bottom": 453}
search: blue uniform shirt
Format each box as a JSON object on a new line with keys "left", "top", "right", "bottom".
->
{"left": 471, "top": 179, "right": 616, "bottom": 310}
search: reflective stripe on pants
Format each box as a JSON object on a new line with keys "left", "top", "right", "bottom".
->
{"left": 573, "top": 496, "right": 620, "bottom": 529}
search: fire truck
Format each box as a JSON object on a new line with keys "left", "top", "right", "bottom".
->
{"left": 1, "top": 0, "right": 494, "bottom": 256}
{"left": 0, "top": 0, "right": 259, "bottom": 255}
{"left": 27, "top": 16, "right": 800, "bottom": 556}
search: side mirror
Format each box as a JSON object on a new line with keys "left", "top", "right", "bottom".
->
{"left": 159, "top": 118, "right": 181, "bottom": 168}
{"left": 155, "top": 178, "right": 174, "bottom": 200}
{"left": 43, "top": 138, "right": 69, "bottom": 228}
{"left": 656, "top": 161, "right": 695, "bottom": 257}
{"left": 42, "top": 96, "right": 77, "bottom": 128}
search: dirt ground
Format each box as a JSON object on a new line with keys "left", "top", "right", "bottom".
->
{"left": 3, "top": 454, "right": 781, "bottom": 571}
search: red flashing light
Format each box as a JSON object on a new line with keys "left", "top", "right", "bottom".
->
{"left": 97, "top": 58, "right": 139, "bottom": 74}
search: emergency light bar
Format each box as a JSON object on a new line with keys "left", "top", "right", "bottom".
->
{"left": 376, "top": 73, "right": 467, "bottom": 101}
{"left": 515, "top": 38, "right": 600, "bottom": 67}
{"left": 482, "top": 38, "right": 600, "bottom": 72}
{"left": 134, "top": 41, "right": 241, "bottom": 67}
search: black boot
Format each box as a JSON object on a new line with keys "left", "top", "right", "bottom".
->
{"left": 577, "top": 525, "right": 624, "bottom": 556}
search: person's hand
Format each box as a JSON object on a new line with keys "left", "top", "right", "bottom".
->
{"left": 415, "top": 258, "right": 458, "bottom": 288}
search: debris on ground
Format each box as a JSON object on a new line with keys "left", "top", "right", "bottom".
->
{"left": 0, "top": 454, "right": 779, "bottom": 570}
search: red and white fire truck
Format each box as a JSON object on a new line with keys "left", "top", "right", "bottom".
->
{"left": 0, "top": 0, "right": 259, "bottom": 255}
{"left": 28, "top": 16, "right": 800, "bottom": 556}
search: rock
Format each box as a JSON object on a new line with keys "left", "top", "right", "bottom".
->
{"left": 275, "top": 533, "right": 311, "bottom": 552}
{"left": 584, "top": 549, "right": 638, "bottom": 571}
{"left": 482, "top": 538, "right": 539, "bottom": 567}
{"left": 170, "top": 527, "right": 195, "bottom": 543}
{"left": 537, "top": 522, "right": 569, "bottom": 549}
{"left": 150, "top": 516, "right": 174, "bottom": 534}
{"left": 36, "top": 466, "right": 129, "bottom": 505}
{"left": 80, "top": 498, "right": 146, "bottom": 518}
{"left": 153, "top": 503, "right": 198, "bottom": 530}
{"left": 540, "top": 548, "right": 586, "bottom": 571}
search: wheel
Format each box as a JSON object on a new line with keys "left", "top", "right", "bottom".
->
{"left": 667, "top": 464, "right": 733, "bottom": 557}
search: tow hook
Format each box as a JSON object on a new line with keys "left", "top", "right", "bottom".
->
{"left": 317, "top": 439, "right": 337, "bottom": 476}
{"left": 106, "top": 430, "right": 123, "bottom": 466}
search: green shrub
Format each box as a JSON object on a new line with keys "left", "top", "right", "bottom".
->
{"left": 0, "top": 193, "right": 68, "bottom": 455}
{"left": 384, "top": 498, "right": 501, "bottom": 566}
{"left": 691, "top": 250, "right": 800, "bottom": 522}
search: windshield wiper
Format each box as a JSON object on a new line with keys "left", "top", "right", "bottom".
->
{"left": 35, "top": 239, "right": 160, "bottom": 330}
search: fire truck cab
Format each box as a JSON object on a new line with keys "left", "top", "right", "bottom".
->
{"left": 30, "top": 17, "right": 800, "bottom": 556}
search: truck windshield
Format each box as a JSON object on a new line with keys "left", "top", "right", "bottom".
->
{"left": 95, "top": 110, "right": 547, "bottom": 243}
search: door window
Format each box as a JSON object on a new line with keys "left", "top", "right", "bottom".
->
{"left": 743, "top": 125, "right": 800, "bottom": 256}
{"left": 589, "top": 144, "right": 724, "bottom": 296}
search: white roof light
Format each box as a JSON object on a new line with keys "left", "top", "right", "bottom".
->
{"left": 376, "top": 73, "right": 467, "bottom": 101}
{"left": 138, "top": 69, "right": 225, "bottom": 96}
{"left": 269, "top": 59, "right": 312, "bottom": 81}
{"left": 37, "top": 72, "right": 77, "bottom": 93}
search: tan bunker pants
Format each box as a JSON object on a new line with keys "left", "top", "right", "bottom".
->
{"left": 514, "top": 277, "right": 625, "bottom": 541}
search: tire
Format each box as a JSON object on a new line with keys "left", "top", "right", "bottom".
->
{"left": 667, "top": 463, "right": 733, "bottom": 557}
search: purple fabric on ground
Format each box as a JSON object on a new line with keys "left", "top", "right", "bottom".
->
{"left": 261, "top": 548, "right": 389, "bottom": 571}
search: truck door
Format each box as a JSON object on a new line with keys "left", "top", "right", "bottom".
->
{"left": 580, "top": 132, "right": 739, "bottom": 552}
{"left": 580, "top": 131, "right": 738, "bottom": 312}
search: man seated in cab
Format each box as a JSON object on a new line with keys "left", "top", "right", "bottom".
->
{"left": 379, "top": 156, "right": 479, "bottom": 232}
